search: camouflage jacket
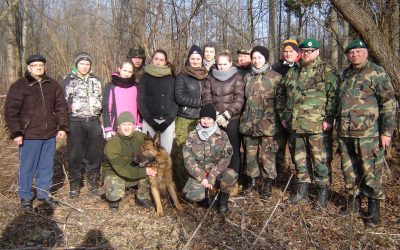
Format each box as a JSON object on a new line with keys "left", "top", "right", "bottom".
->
{"left": 183, "top": 127, "right": 232, "bottom": 185}
{"left": 277, "top": 57, "right": 338, "bottom": 134}
{"left": 239, "top": 69, "right": 282, "bottom": 136}
{"left": 103, "top": 131, "right": 147, "bottom": 180}
{"left": 337, "top": 60, "right": 396, "bottom": 138}
{"left": 64, "top": 73, "right": 102, "bottom": 118}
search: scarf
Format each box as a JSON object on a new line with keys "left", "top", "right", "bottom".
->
{"left": 212, "top": 67, "right": 238, "bottom": 81}
{"left": 144, "top": 64, "right": 172, "bottom": 77}
{"left": 111, "top": 73, "right": 135, "bottom": 88}
{"left": 203, "top": 59, "right": 215, "bottom": 71}
{"left": 181, "top": 65, "right": 209, "bottom": 80}
{"left": 251, "top": 63, "right": 270, "bottom": 74}
{"left": 196, "top": 122, "right": 218, "bottom": 141}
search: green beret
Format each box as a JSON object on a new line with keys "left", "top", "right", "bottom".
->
{"left": 345, "top": 39, "right": 368, "bottom": 53}
{"left": 117, "top": 111, "right": 135, "bottom": 125}
{"left": 299, "top": 38, "right": 320, "bottom": 49}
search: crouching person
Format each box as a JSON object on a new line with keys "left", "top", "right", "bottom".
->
{"left": 183, "top": 104, "right": 238, "bottom": 213}
{"left": 103, "top": 112, "right": 156, "bottom": 210}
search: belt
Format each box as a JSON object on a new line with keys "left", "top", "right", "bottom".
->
{"left": 69, "top": 116, "right": 99, "bottom": 122}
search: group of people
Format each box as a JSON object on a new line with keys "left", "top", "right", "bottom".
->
{"left": 4, "top": 37, "right": 396, "bottom": 227}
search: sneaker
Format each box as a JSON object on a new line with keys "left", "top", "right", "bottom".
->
{"left": 37, "top": 198, "right": 59, "bottom": 208}
{"left": 136, "top": 197, "right": 153, "bottom": 209}
{"left": 69, "top": 190, "right": 80, "bottom": 199}
{"left": 20, "top": 199, "right": 33, "bottom": 211}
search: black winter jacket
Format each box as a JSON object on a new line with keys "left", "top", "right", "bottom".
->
{"left": 175, "top": 72, "right": 204, "bottom": 119}
{"left": 271, "top": 60, "right": 298, "bottom": 76}
{"left": 138, "top": 73, "right": 178, "bottom": 131}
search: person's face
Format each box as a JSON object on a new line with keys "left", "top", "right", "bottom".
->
{"left": 27, "top": 62, "right": 46, "bottom": 78}
{"left": 347, "top": 48, "right": 368, "bottom": 68}
{"left": 189, "top": 53, "right": 202, "bottom": 68}
{"left": 282, "top": 48, "right": 299, "bottom": 64}
{"left": 151, "top": 52, "right": 167, "bottom": 67}
{"left": 77, "top": 60, "right": 91, "bottom": 75}
{"left": 119, "top": 63, "right": 134, "bottom": 78}
{"left": 131, "top": 57, "right": 144, "bottom": 68}
{"left": 251, "top": 52, "right": 266, "bottom": 69}
{"left": 118, "top": 122, "right": 135, "bottom": 136}
{"left": 204, "top": 47, "right": 216, "bottom": 62}
{"left": 217, "top": 56, "right": 232, "bottom": 71}
{"left": 299, "top": 48, "right": 319, "bottom": 65}
{"left": 200, "top": 117, "right": 215, "bottom": 128}
{"left": 237, "top": 53, "right": 251, "bottom": 67}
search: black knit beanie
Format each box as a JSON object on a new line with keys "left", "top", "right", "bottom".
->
{"left": 250, "top": 46, "right": 269, "bottom": 62}
{"left": 200, "top": 103, "right": 217, "bottom": 121}
{"left": 188, "top": 45, "right": 203, "bottom": 59}
{"left": 74, "top": 52, "right": 93, "bottom": 66}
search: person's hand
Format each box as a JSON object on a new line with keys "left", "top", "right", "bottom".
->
{"left": 104, "top": 131, "right": 115, "bottom": 141}
{"left": 57, "top": 131, "right": 66, "bottom": 139}
{"left": 146, "top": 167, "right": 157, "bottom": 176}
{"left": 380, "top": 135, "right": 391, "bottom": 150}
{"left": 322, "top": 122, "right": 332, "bottom": 131}
{"left": 201, "top": 179, "right": 214, "bottom": 190}
{"left": 281, "top": 120, "right": 288, "bottom": 128}
{"left": 216, "top": 110, "right": 231, "bottom": 128}
{"left": 13, "top": 136, "right": 23, "bottom": 146}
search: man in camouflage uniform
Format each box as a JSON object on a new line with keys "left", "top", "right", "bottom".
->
{"left": 277, "top": 38, "right": 338, "bottom": 210}
{"left": 127, "top": 45, "right": 146, "bottom": 84}
{"left": 239, "top": 46, "right": 282, "bottom": 198}
{"left": 337, "top": 39, "right": 396, "bottom": 225}
{"left": 183, "top": 104, "right": 237, "bottom": 213}
{"left": 236, "top": 48, "right": 252, "bottom": 77}
{"left": 103, "top": 112, "right": 156, "bottom": 210}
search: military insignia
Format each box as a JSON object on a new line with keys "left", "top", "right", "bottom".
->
{"left": 308, "top": 42, "right": 312, "bottom": 46}
{"left": 359, "top": 41, "right": 363, "bottom": 46}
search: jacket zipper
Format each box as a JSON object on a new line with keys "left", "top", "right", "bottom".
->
{"left": 39, "top": 81, "right": 48, "bottom": 129}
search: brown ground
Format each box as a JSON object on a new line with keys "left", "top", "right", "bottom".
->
{"left": 0, "top": 139, "right": 399, "bottom": 250}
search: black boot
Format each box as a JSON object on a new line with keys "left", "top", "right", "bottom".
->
{"left": 346, "top": 195, "right": 361, "bottom": 214}
{"left": 260, "top": 178, "right": 273, "bottom": 199}
{"left": 314, "top": 186, "right": 329, "bottom": 211}
{"left": 136, "top": 197, "right": 153, "bottom": 209}
{"left": 289, "top": 182, "right": 309, "bottom": 204}
{"left": 218, "top": 192, "right": 230, "bottom": 214}
{"left": 38, "top": 197, "right": 59, "bottom": 209}
{"left": 108, "top": 200, "right": 120, "bottom": 211}
{"left": 87, "top": 173, "right": 101, "bottom": 198}
{"left": 240, "top": 176, "right": 259, "bottom": 195}
{"left": 69, "top": 178, "right": 81, "bottom": 199}
{"left": 20, "top": 199, "right": 33, "bottom": 211}
{"left": 365, "top": 198, "right": 380, "bottom": 226}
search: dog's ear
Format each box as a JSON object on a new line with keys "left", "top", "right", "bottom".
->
{"left": 153, "top": 131, "right": 161, "bottom": 147}
{"left": 146, "top": 131, "right": 152, "bottom": 140}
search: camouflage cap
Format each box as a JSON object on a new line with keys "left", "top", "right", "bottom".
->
{"left": 237, "top": 48, "right": 251, "bottom": 55}
{"left": 299, "top": 38, "right": 320, "bottom": 49}
{"left": 345, "top": 39, "right": 368, "bottom": 53}
{"left": 127, "top": 45, "right": 145, "bottom": 59}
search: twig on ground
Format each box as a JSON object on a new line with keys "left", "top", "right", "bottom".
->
{"left": 251, "top": 173, "right": 293, "bottom": 247}
{"left": 183, "top": 192, "right": 219, "bottom": 249}
{"left": 34, "top": 187, "right": 84, "bottom": 213}
{"left": 299, "top": 210, "right": 317, "bottom": 248}
{"left": 225, "top": 217, "right": 265, "bottom": 243}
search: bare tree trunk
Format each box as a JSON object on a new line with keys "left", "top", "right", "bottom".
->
{"left": 392, "top": 0, "right": 399, "bottom": 57}
{"left": 20, "top": 0, "right": 28, "bottom": 74}
{"left": 341, "top": 20, "right": 349, "bottom": 68}
{"left": 268, "top": 0, "right": 276, "bottom": 64}
{"left": 331, "top": 0, "right": 400, "bottom": 93}
{"left": 286, "top": 9, "right": 291, "bottom": 38}
{"left": 6, "top": 8, "right": 21, "bottom": 89}
{"left": 247, "top": 0, "right": 254, "bottom": 47}
{"left": 330, "top": 8, "right": 338, "bottom": 69}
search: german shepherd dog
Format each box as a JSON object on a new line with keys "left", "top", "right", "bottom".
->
{"left": 134, "top": 131, "right": 182, "bottom": 216}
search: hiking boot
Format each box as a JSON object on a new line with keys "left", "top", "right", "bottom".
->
{"left": 218, "top": 192, "right": 230, "bottom": 214}
{"left": 365, "top": 198, "right": 380, "bottom": 226}
{"left": 136, "top": 197, "right": 153, "bottom": 209}
{"left": 240, "top": 176, "right": 259, "bottom": 195}
{"left": 260, "top": 178, "right": 274, "bottom": 199}
{"left": 88, "top": 188, "right": 101, "bottom": 199}
{"left": 20, "top": 199, "right": 33, "bottom": 211}
{"left": 346, "top": 195, "right": 361, "bottom": 214}
{"left": 108, "top": 200, "right": 120, "bottom": 211}
{"left": 37, "top": 198, "right": 59, "bottom": 209}
{"left": 87, "top": 173, "right": 100, "bottom": 199}
{"left": 289, "top": 182, "right": 309, "bottom": 204}
{"left": 314, "top": 185, "right": 329, "bottom": 211}
{"left": 69, "top": 178, "right": 80, "bottom": 199}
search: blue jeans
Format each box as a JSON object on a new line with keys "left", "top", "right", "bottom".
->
{"left": 18, "top": 137, "right": 56, "bottom": 200}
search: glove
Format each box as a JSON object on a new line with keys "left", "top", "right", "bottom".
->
{"left": 104, "top": 131, "right": 114, "bottom": 141}
{"left": 216, "top": 110, "right": 231, "bottom": 128}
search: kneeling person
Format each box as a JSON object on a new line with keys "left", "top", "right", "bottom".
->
{"left": 183, "top": 104, "right": 238, "bottom": 213}
{"left": 103, "top": 112, "right": 156, "bottom": 210}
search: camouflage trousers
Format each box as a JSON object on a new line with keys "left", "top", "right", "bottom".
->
{"left": 243, "top": 136, "right": 278, "bottom": 179}
{"left": 183, "top": 169, "right": 238, "bottom": 202}
{"left": 173, "top": 116, "right": 198, "bottom": 190}
{"left": 103, "top": 174, "right": 150, "bottom": 201}
{"left": 290, "top": 133, "right": 331, "bottom": 186}
{"left": 339, "top": 137, "right": 384, "bottom": 199}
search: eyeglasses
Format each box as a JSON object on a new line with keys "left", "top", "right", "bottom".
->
{"left": 300, "top": 49, "right": 317, "bottom": 55}
{"left": 29, "top": 63, "right": 45, "bottom": 68}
